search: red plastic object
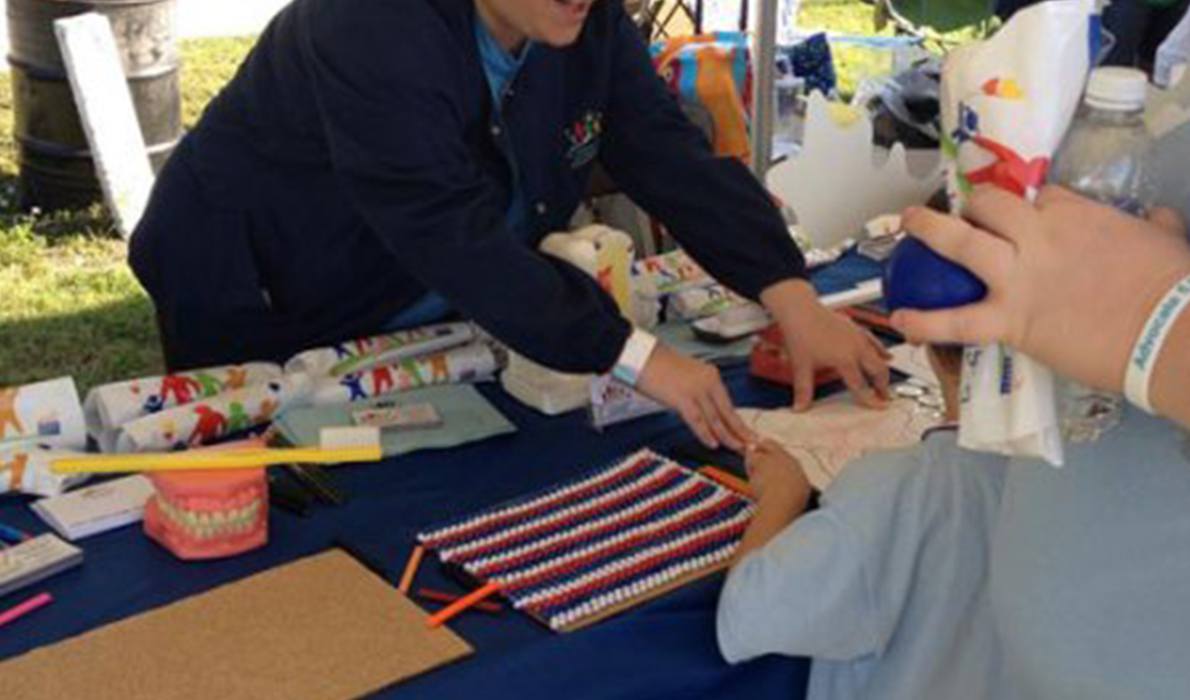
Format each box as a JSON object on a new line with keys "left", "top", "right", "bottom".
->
{"left": 749, "top": 324, "right": 842, "bottom": 387}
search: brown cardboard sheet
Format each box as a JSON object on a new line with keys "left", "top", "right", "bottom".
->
{"left": 0, "top": 550, "right": 472, "bottom": 699}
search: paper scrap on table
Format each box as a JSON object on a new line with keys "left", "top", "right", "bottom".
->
{"left": 739, "top": 398, "right": 942, "bottom": 490}
{"left": 84, "top": 363, "right": 283, "bottom": 451}
{"left": 284, "top": 322, "right": 476, "bottom": 377}
{"left": 941, "top": 0, "right": 1095, "bottom": 465}
{"left": 0, "top": 377, "right": 86, "bottom": 451}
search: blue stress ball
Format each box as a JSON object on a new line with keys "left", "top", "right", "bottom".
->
{"left": 883, "top": 236, "right": 988, "bottom": 312}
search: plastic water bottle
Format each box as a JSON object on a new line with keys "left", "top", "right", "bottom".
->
{"left": 1052, "top": 67, "right": 1157, "bottom": 215}
{"left": 1051, "top": 66, "right": 1157, "bottom": 442}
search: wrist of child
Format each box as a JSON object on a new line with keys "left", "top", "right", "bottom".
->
{"left": 757, "top": 480, "right": 810, "bottom": 517}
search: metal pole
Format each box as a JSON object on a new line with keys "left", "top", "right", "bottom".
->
{"left": 750, "top": 0, "right": 778, "bottom": 177}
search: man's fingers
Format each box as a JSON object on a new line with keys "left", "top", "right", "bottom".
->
{"left": 837, "top": 362, "right": 881, "bottom": 409}
{"left": 790, "top": 347, "right": 815, "bottom": 412}
{"left": 963, "top": 186, "right": 1037, "bottom": 245}
{"left": 678, "top": 402, "right": 718, "bottom": 449}
{"left": 1035, "top": 184, "right": 1081, "bottom": 209}
{"left": 864, "top": 329, "right": 892, "bottom": 359}
{"left": 711, "top": 383, "right": 755, "bottom": 448}
{"left": 890, "top": 304, "right": 1007, "bottom": 346}
{"left": 861, "top": 347, "right": 891, "bottom": 402}
{"left": 902, "top": 205, "right": 1014, "bottom": 284}
{"left": 695, "top": 394, "right": 739, "bottom": 452}
{"left": 1150, "top": 207, "right": 1188, "bottom": 240}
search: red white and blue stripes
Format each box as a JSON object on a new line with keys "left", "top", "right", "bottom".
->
{"left": 418, "top": 449, "right": 754, "bottom": 631}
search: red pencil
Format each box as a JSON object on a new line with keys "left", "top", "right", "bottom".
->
{"left": 416, "top": 587, "right": 503, "bottom": 613}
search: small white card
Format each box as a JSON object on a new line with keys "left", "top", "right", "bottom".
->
{"left": 31, "top": 475, "right": 155, "bottom": 541}
{"left": 352, "top": 403, "right": 443, "bottom": 430}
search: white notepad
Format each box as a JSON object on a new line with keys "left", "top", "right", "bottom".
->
{"left": 0, "top": 534, "right": 83, "bottom": 598}
{"left": 31, "top": 475, "right": 155, "bottom": 541}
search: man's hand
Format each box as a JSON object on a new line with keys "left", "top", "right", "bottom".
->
{"left": 635, "top": 342, "right": 755, "bottom": 451}
{"left": 891, "top": 187, "right": 1190, "bottom": 395}
{"left": 760, "top": 279, "right": 891, "bottom": 411}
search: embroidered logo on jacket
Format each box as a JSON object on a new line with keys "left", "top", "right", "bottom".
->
{"left": 565, "top": 110, "right": 603, "bottom": 169}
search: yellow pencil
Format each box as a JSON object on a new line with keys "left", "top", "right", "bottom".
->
{"left": 52, "top": 445, "right": 382, "bottom": 474}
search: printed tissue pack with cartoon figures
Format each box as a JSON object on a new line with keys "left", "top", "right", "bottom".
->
{"left": 896, "top": 0, "right": 1097, "bottom": 465}
{"left": 76, "top": 323, "right": 499, "bottom": 455}
{"left": 0, "top": 377, "right": 89, "bottom": 497}
{"left": 84, "top": 363, "right": 284, "bottom": 452}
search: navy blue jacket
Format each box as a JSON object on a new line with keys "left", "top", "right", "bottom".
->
{"left": 130, "top": 0, "right": 805, "bottom": 372}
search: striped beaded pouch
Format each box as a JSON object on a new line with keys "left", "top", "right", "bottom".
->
{"left": 417, "top": 449, "right": 755, "bottom": 632}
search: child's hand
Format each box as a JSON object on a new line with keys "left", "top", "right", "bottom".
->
{"left": 734, "top": 440, "right": 813, "bottom": 560}
{"left": 745, "top": 440, "right": 811, "bottom": 510}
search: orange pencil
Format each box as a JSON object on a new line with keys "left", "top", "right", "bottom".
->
{"left": 425, "top": 581, "right": 502, "bottom": 628}
{"left": 699, "top": 466, "right": 753, "bottom": 497}
{"left": 398, "top": 544, "right": 425, "bottom": 594}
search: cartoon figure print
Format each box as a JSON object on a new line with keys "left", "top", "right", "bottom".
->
{"left": 340, "top": 373, "right": 369, "bottom": 402}
{"left": 226, "top": 402, "right": 252, "bottom": 434}
{"left": 159, "top": 374, "right": 202, "bottom": 406}
{"left": 0, "top": 388, "right": 24, "bottom": 440}
{"left": 429, "top": 354, "right": 451, "bottom": 383}
{"left": 224, "top": 367, "right": 248, "bottom": 390}
{"left": 371, "top": 366, "right": 395, "bottom": 397}
{"left": 1, "top": 451, "right": 29, "bottom": 489}
{"left": 194, "top": 372, "right": 224, "bottom": 398}
{"left": 189, "top": 405, "right": 228, "bottom": 447}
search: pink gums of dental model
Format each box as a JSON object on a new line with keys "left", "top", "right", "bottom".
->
{"left": 144, "top": 461, "right": 268, "bottom": 560}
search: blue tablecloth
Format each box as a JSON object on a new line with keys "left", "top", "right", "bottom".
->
{"left": 0, "top": 255, "right": 881, "bottom": 698}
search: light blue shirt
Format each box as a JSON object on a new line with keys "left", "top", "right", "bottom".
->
{"left": 384, "top": 18, "right": 534, "bottom": 332}
{"left": 718, "top": 409, "right": 1190, "bottom": 700}
{"left": 992, "top": 409, "right": 1190, "bottom": 700}
{"left": 718, "top": 429, "right": 1005, "bottom": 700}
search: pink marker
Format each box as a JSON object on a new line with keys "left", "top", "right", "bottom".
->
{"left": 0, "top": 592, "right": 54, "bottom": 629}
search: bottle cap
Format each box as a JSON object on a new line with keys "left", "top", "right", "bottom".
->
{"left": 1085, "top": 67, "right": 1148, "bottom": 111}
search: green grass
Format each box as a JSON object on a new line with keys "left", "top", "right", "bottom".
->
{"left": 0, "top": 37, "right": 255, "bottom": 391}
{"left": 0, "top": 6, "right": 972, "bottom": 393}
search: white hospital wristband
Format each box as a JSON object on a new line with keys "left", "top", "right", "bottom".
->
{"left": 612, "top": 329, "right": 658, "bottom": 387}
{"left": 1125, "top": 273, "right": 1190, "bottom": 414}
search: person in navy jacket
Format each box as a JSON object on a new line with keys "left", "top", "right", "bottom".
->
{"left": 129, "top": 0, "right": 890, "bottom": 450}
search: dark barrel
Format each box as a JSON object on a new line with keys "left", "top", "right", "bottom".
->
{"left": 7, "top": 0, "right": 181, "bottom": 211}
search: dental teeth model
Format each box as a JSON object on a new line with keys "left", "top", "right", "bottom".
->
{"left": 143, "top": 467, "right": 268, "bottom": 560}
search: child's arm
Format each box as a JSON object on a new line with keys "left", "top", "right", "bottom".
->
{"left": 734, "top": 440, "right": 812, "bottom": 561}
{"left": 717, "top": 440, "right": 877, "bottom": 664}
{"left": 718, "top": 439, "right": 928, "bottom": 664}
